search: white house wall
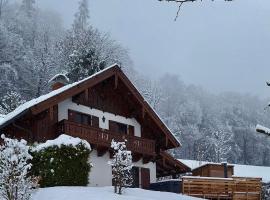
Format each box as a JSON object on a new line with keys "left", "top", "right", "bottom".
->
{"left": 89, "top": 150, "right": 156, "bottom": 187}
{"left": 58, "top": 98, "right": 141, "bottom": 137}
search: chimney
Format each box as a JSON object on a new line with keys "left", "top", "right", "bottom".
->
{"left": 49, "top": 74, "right": 69, "bottom": 91}
{"left": 222, "top": 162, "right": 228, "bottom": 178}
{"left": 52, "top": 82, "right": 65, "bottom": 91}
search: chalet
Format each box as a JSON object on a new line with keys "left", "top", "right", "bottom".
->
{"left": 0, "top": 64, "right": 190, "bottom": 188}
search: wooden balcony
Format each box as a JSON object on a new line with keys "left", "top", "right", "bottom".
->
{"left": 57, "top": 120, "right": 156, "bottom": 156}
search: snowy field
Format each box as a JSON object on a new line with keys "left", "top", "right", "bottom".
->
{"left": 31, "top": 186, "right": 202, "bottom": 200}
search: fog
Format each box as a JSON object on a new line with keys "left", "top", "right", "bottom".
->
{"left": 38, "top": 0, "right": 270, "bottom": 97}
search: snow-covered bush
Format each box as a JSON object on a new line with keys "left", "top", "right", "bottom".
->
{"left": 0, "top": 135, "right": 36, "bottom": 200}
{"left": 109, "top": 140, "right": 133, "bottom": 195}
{"left": 262, "top": 182, "right": 270, "bottom": 200}
{"left": 30, "top": 134, "right": 91, "bottom": 187}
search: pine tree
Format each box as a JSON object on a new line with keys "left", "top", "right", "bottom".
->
{"left": 73, "top": 0, "right": 89, "bottom": 32}
{"left": 0, "top": 91, "right": 26, "bottom": 114}
{"left": 58, "top": 0, "right": 129, "bottom": 83}
{"left": 0, "top": 135, "right": 36, "bottom": 200}
{"left": 108, "top": 140, "right": 133, "bottom": 195}
{"left": 20, "top": 0, "right": 35, "bottom": 18}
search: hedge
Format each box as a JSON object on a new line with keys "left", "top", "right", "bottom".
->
{"left": 31, "top": 141, "right": 91, "bottom": 187}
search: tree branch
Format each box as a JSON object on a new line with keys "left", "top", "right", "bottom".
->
{"left": 158, "top": 0, "right": 233, "bottom": 20}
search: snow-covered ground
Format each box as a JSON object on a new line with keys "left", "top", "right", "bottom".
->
{"left": 179, "top": 159, "right": 270, "bottom": 183}
{"left": 31, "top": 186, "right": 202, "bottom": 200}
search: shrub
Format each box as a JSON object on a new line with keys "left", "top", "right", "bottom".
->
{"left": 30, "top": 135, "right": 91, "bottom": 187}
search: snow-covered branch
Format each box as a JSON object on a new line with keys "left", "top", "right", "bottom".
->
{"left": 158, "top": 0, "right": 233, "bottom": 20}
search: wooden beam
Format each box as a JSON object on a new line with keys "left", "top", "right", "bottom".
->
{"left": 85, "top": 89, "right": 89, "bottom": 102}
{"left": 142, "top": 106, "right": 145, "bottom": 119}
{"left": 49, "top": 107, "right": 53, "bottom": 121}
{"left": 142, "top": 156, "right": 152, "bottom": 164}
{"left": 132, "top": 153, "right": 142, "bottom": 162}
{"left": 114, "top": 73, "right": 118, "bottom": 89}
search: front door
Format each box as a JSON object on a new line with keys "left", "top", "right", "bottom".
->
{"left": 141, "top": 168, "right": 150, "bottom": 189}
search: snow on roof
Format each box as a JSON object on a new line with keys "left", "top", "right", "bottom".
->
{"left": 0, "top": 114, "right": 5, "bottom": 123}
{"left": 0, "top": 64, "right": 117, "bottom": 128}
{"left": 256, "top": 124, "right": 270, "bottom": 135}
{"left": 179, "top": 159, "right": 233, "bottom": 171}
{"left": 179, "top": 159, "right": 270, "bottom": 183}
{"left": 48, "top": 73, "right": 70, "bottom": 83}
{"left": 33, "top": 134, "right": 91, "bottom": 152}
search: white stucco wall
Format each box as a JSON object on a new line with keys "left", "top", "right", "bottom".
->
{"left": 89, "top": 150, "right": 156, "bottom": 187}
{"left": 58, "top": 98, "right": 141, "bottom": 137}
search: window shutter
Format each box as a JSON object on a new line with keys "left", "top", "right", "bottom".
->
{"left": 128, "top": 125, "right": 135, "bottom": 136}
{"left": 92, "top": 116, "right": 99, "bottom": 128}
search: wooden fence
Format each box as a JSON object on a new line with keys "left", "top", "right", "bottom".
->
{"left": 182, "top": 176, "right": 262, "bottom": 200}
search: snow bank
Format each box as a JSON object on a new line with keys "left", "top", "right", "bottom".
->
{"left": 31, "top": 186, "right": 202, "bottom": 200}
{"left": 33, "top": 134, "right": 91, "bottom": 152}
{"left": 179, "top": 159, "right": 270, "bottom": 183}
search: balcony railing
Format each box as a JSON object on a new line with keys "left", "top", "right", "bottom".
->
{"left": 58, "top": 120, "right": 156, "bottom": 156}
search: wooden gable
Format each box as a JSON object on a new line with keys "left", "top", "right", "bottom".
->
{"left": 1, "top": 65, "right": 180, "bottom": 149}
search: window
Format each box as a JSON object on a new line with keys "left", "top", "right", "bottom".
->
{"left": 68, "top": 110, "right": 99, "bottom": 128}
{"left": 109, "top": 120, "right": 134, "bottom": 136}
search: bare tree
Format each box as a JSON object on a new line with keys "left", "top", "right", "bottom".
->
{"left": 158, "top": 0, "right": 233, "bottom": 20}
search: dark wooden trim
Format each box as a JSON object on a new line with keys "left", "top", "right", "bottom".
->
{"left": 114, "top": 73, "right": 118, "bottom": 89}
{"left": 132, "top": 153, "right": 142, "bottom": 162}
{"left": 30, "top": 67, "right": 117, "bottom": 115}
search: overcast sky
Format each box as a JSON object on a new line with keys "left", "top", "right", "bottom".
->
{"left": 38, "top": 0, "right": 270, "bottom": 97}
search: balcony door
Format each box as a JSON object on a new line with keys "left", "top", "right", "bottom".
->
{"left": 68, "top": 110, "right": 99, "bottom": 128}
{"left": 109, "top": 120, "right": 134, "bottom": 136}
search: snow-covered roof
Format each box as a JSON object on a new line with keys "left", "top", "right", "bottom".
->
{"left": 0, "top": 114, "right": 5, "bottom": 123}
{"left": 179, "top": 159, "right": 270, "bottom": 183}
{"left": 0, "top": 64, "right": 116, "bottom": 128}
{"left": 48, "top": 73, "right": 70, "bottom": 83}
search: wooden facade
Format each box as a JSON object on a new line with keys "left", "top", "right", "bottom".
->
{"left": 192, "top": 163, "right": 234, "bottom": 178}
{"left": 182, "top": 176, "right": 262, "bottom": 200}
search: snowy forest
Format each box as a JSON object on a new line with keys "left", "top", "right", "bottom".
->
{"left": 1, "top": 0, "right": 270, "bottom": 167}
